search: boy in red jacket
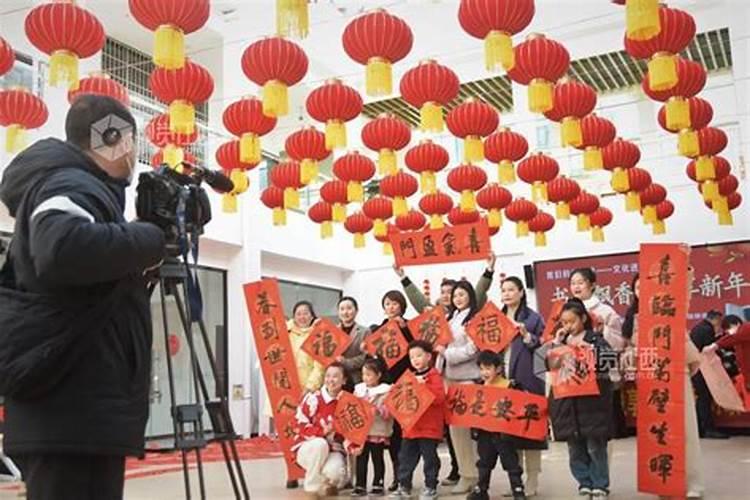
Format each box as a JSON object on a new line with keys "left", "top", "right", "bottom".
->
{"left": 390, "top": 340, "right": 445, "bottom": 499}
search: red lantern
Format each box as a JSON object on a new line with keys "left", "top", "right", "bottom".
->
{"left": 399, "top": 60, "right": 460, "bottom": 132}
{"left": 25, "top": 1, "right": 105, "bottom": 89}
{"left": 342, "top": 9, "right": 413, "bottom": 97}
{"left": 261, "top": 186, "right": 287, "bottom": 226}
{"left": 639, "top": 183, "right": 667, "bottom": 224}
{"left": 642, "top": 58, "right": 706, "bottom": 131}
{"left": 624, "top": 167, "right": 652, "bottom": 212}
{"left": 242, "top": 37, "right": 308, "bottom": 117}
{"left": 67, "top": 73, "right": 130, "bottom": 107}
{"left": 362, "top": 114, "right": 412, "bottom": 175}
{"left": 447, "top": 164, "right": 488, "bottom": 212}
{"left": 276, "top": 0, "right": 309, "bottom": 39}
{"left": 445, "top": 99, "right": 499, "bottom": 163}
{"left": 405, "top": 140, "right": 449, "bottom": 193}
{"left": 528, "top": 211, "right": 555, "bottom": 247}
{"left": 344, "top": 212, "right": 374, "bottom": 248}
{"left": 625, "top": 6, "right": 696, "bottom": 92}
{"left": 0, "top": 37, "right": 14, "bottom": 77}
{"left": 689, "top": 127, "right": 728, "bottom": 182}
{"left": 149, "top": 59, "right": 214, "bottom": 135}
{"left": 575, "top": 114, "right": 616, "bottom": 170}
{"left": 270, "top": 161, "right": 304, "bottom": 210}
{"left": 706, "top": 192, "right": 741, "bottom": 226}
{"left": 146, "top": 113, "right": 199, "bottom": 168}
{"left": 448, "top": 207, "right": 481, "bottom": 226}
{"left": 514, "top": 34, "right": 570, "bottom": 113}
{"left": 309, "top": 201, "right": 334, "bottom": 239}
{"left": 617, "top": 0, "right": 661, "bottom": 41}
{"left": 589, "top": 207, "right": 614, "bottom": 242}
{"left": 215, "top": 140, "right": 255, "bottom": 213}
{"left": 419, "top": 191, "right": 454, "bottom": 229}
{"left": 151, "top": 150, "right": 197, "bottom": 169}
{"left": 652, "top": 200, "right": 675, "bottom": 235}
{"left": 128, "top": 0, "right": 210, "bottom": 69}
{"left": 688, "top": 156, "right": 730, "bottom": 203}
{"left": 321, "top": 179, "right": 350, "bottom": 223}
{"left": 363, "top": 196, "right": 394, "bottom": 237}
{"left": 285, "top": 126, "right": 331, "bottom": 184}
{"left": 547, "top": 176, "right": 581, "bottom": 220}
{"left": 374, "top": 223, "right": 400, "bottom": 255}
{"left": 380, "top": 171, "right": 419, "bottom": 216}
{"left": 705, "top": 176, "right": 739, "bottom": 226}
{"left": 333, "top": 151, "right": 376, "bottom": 202}
{"left": 601, "top": 138, "right": 641, "bottom": 193}
{"left": 657, "top": 97, "right": 712, "bottom": 157}
{"left": 0, "top": 88, "right": 49, "bottom": 153}
{"left": 306, "top": 79, "right": 363, "bottom": 150}
{"left": 505, "top": 198, "right": 538, "bottom": 237}
{"left": 477, "top": 184, "right": 512, "bottom": 229}
{"left": 223, "top": 97, "right": 277, "bottom": 165}
{"left": 484, "top": 127, "right": 529, "bottom": 184}
{"left": 395, "top": 210, "right": 427, "bottom": 232}
{"left": 569, "top": 191, "right": 600, "bottom": 232}
{"left": 517, "top": 152, "right": 560, "bottom": 202}
{"left": 544, "top": 79, "right": 597, "bottom": 148}
{"left": 457, "top": 0, "right": 535, "bottom": 71}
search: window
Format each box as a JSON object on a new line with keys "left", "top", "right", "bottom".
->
{"left": 0, "top": 52, "right": 35, "bottom": 92}
{"left": 535, "top": 124, "right": 551, "bottom": 149}
{"left": 276, "top": 279, "right": 342, "bottom": 322}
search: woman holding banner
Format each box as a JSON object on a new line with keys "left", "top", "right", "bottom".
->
{"left": 335, "top": 296, "right": 371, "bottom": 388}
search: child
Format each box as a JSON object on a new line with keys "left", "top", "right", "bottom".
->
{"left": 467, "top": 351, "right": 526, "bottom": 500}
{"left": 352, "top": 358, "right": 394, "bottom": 497}
{"left": 390, "top": 340, "right": 445, "bottom": 499}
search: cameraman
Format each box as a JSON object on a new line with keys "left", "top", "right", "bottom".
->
{"left": 0, "top": 95, "right": 165, "bottom": 499}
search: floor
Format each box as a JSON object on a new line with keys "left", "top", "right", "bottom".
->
{"left": 1, "top": 437, "right": 748, "bottom": 499}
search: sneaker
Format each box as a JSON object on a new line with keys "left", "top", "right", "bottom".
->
{"left": 441, "top": 476, "right": 460, "bottom": 486}
{"left": 579, "top": 486, "right": 593, "bottom": 497}
{"left": 370, "top": 485, "right": 386, "bottom": 496}
{"left": 342, "top": 481, "right": 354, "bottom": 491}
{"left": 420, "top": 488, "right": 438, "bottom": 499}
{"left": 351, "top": 487, "right": 368, "bottom": 497}
{"left": 451, "top": 479, "right": 478, "bottom": 495}
{"left": 511, "top": 486, "right": 527, "bottom": 500}
{"left": 466, "top": 487, "right": 490, "bottom": 500}
{"left": 388, "top": 481, "right": 400, "bottom": 493}
{"left": 591, "top": 489, "right": 609, "bottom": 499}
{"left": 285, "top": 479, "right": 299, "bottom": 489}
{"left": 389, "top": 486, "right": 413, "bottom": 498}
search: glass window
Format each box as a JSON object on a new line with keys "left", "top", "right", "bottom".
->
{"left": 0, "top": 54, "right": 34, "bottom": 91}
{"left": 276, "top": 279, "right": 342, "bottom": 323}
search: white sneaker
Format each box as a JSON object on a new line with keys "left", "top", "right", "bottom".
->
{"left": 451, "top": 479, "right": 477, "bottom": 494}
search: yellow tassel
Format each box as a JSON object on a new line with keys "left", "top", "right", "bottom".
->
{"left": 420, "top": 102, "right": 444, "bottom": 133}
{"left": 230, "top": 169, "right": 250, "bottom": 194}
{"left": 713, "top": 196, "right": 729, "bottom": 215}
{"left": 374, "top": 219, "right": 387, "bottom": 237}
{"left": 382, "top": 242, "right": 393, "bottom": 255}
{"left": 485, "top": 30, "right": 514, "bottom": 71}
{"left": 379, "top": 149, "right": 398, "bottom": 175}
{"left": 347, "top": 181, "right": 364, "bottom": 202}
{"left": 626, "top": 0, "right": 661, "bottom": 41}
{"left": 498, "top": 160, "right": 516, "bottom": 184}
{"left": 534, "top": 232, "right": 547, "bottom": 247}
{"left": 333, "top": 203, "right": 347, "bottom": 222}
{"left": 240, "top": 133, "right": 262, "bottom": 164}
{"left": 284, "top": 187, "right": 299, "bottom": 209}
{"left": 222, "top": 194, "right": 238, "bottom": 213}
{"left": 488, "top": 209, "right": 502, "bottom": 228}
{"left": 561, "top": 117, "right": 583, "bottom": 148}
{"left": 393, "top": 197, "right": 408, "bottom": 216}
{"left": 354, "top": 233, "right": 366, "bottom": 248}
{"left": 49, "top": 50, "right": 79, "bottom": 90}
{"left": 592, "top": 226, "right": 605, "bottom": 242}
{"left": 169, "top": 100, "right": 195, "bottom": 135}
{"left": 678, "top": 129, "right": 699, "bottom": 157}
{"left": 300, "top": 159, "right": 317, "bottom": 184}
{"left": 276, "top": 0, "right": 309, "bottom": 39}
{"left": 420, "top": 171, "right": 437, "bottom": 194}
{"left": 556, "top": 202, "right": 571, "bottom": 220}
{"left": 652, "top": 219, "right": 666, "bottom": 235}
{"left": 163, "top": 144, "right": 184, "bottom": 168}
{"left": 528, "top": 79, "right": 554, "bottom": 113}
{"left": 460, "top": 190, "right": 476, "bottom": 212}
{"left": 648, "top": 52, "right": 678, "bottom": 92}
{"left": 429, "top": 214, "right": 444, "bottom": 229}
{"left": 325, "top": 120, "right": 347, "bottom": 150}
{"left": 366, "top": 57, "right": 392, "bottom": 97}
{"left": 625, "top": 191, "right": 641, "bottom": 212}
{"left": 611, "top": 168, "right": 630, "bottom": 193}
{"left": 516, "top": 221, "right": 529, "bottom": 238}
{"left": 5, "top": 124, "right": 27, "bottom": 153}
{"left": 321, "top": 221, "right": 333, "bottom": 239}
{"left": 272, "top": 207, "right": 287, "bottom": 226}
{"left": 154, "top": 24, "right": 185, "bottom": 70}
{"left": 577, "top": 214, "right": 591, "bottom": 232}
{"left": 695, "top": 156, "right": 716, "bottom": 182}
{"left": 263, "top": 80, "right": 289, "bottom": 117}
{"left": 464, "top": 136, "right": 484, "bottom": 163}
{"left": 666, "top": 97, "right": 690, "bottom": 131}
{"left": 701, "top": 180, "right": 719, "bottom": 203}
{"left": 642, "top": 205, "right": 657, "bottom": 224}
{"left": 718, "top": 210, "right": 733, "bottom": 226}
{"left": 583, "top": 147, "right": 604, "bottom": 170}
{"left": 531, "top": 182, "right": 548, "bottom": 203}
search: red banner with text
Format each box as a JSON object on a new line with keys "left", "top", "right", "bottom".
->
{"left": 390, "top": 221, "right": 491, "bottom": 267}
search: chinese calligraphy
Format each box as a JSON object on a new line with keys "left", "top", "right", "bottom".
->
{"left": 390, "top": 222, "right": 491, "bottom": 267}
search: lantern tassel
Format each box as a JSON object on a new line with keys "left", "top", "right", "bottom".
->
{"left": 276, "top": 0, "right": 309, "bottom": 39}
{"left": 528, "top": 79, "right": 554, "bottom": 113}
{"left": 642, "top": 205, "right": 657, "bottom": 224}
{"left": 583, "top": 147, "right": 604, "bottom": 170}
{"left": 347, "top": 181, "right": 364, "bottom": 202}
{"left": 488, "top": 209, "right": 502, "bottom": 228}
{"left": 374, "top": 219, "right": 387, "bottom": 237}
{"left": 354, "top": 233, "right": 365, "bottom": 248}
{"left": 561, "top": 117, "right": 583, "bottom": 148}
{"left": 556, "top": 201, "right": 571, "bottom": 220}
{"left": 332, "top": 203, "right": 347, "bottom": 223}
{"left": 701, "top": 180, "right": 719, "bottom": 203}
{"left": 652, "top": 219, "right": 666, "bottom": 235}
{"left": 626, "top": 0, "right": 661, "bottom": 41}
{"left": 463, "top": 136, "right": 484, "bottom": 163}
{"left": 393, "top": 197, "right": 408, "bottom": 216}
{"left": 420, "top": 171, "right": 437, "bottom": 194}
{"left": 163, "top": 144, "right": 185, "bottom": 168}
{"left": 648, "top": 52, "right": 678, "bottom": 92}
{"left": 382, "top": 242, "right": 393, "bottom": 255}
{"left": 534, "top": 232, "right": 547, "bottom": 247}
{"left": 378, "top": 149, "right": 398, "bottom": 175}
{"left": 429, "top": 214, "right": 444, "bottom": 230}
{"left": 284, "top": 187, "right": 300, "bottom": 209}
{"left": 240, "top": 133, "right": 262, "bottom": 164}
{"left": 713, "top": 196, "right": 729, "bottom": 215}
{"left": 666, "top": 97, "right": 690, "bottom": 131}
{"left": 169, "top": 100, "right": 195, "bottom": 135}
{"left": 485, "top": 30, "right": 513, "bottom": 71}
{"left": 325, "top": 120, "right": 347, "bottom": 150}
{"left": 230, "top": 169, "right": 250, "bottom": 194}
{"left": 263, "top": 80, "right": 289, "bottom": 117}
{"left": 300, "top": 159, "right": 317, "bottom": 184}
{"left": 577, "top": 214, "right": 591, "bottom": 232}
{"left": 678, "top": 129, "right": 699, "bottom": 157}
{"left": 718, "top": 210, "right": 734, "bottom": 226}
{"left": 272, "top": 207, "right": 287, "bottom": 226}
{"left": 611, "top": 168, "right": 630, "bottom": 193}
{"left": 696, "top": 156, "right": 716, "bottom": 182}
{"left": 531, "top": 182, "right": 548, "bottom": 203}
{"left": 321, "top": 221, "right": 333, "bottom": 239}
{"left": 5, "top": 124, "right": 27, "bottom": 153}
{"left": 366, "top": 57, "right": 392, "bottom": 97}
{"left": 154, "top": 24, "right": 185, "bottom": 70}
{"left": 498, "top": 160, "right": 516, "bottom": 184}
{"left": 420, "top": 102, "right": 444, "bottom": 132}
{"left": 592, "top": 226, "right": 605, "bottom": 242}
{"left": 460, "top": 190, "right": 476, "bottom": 212}
{"left": 49, "top": 50, "right": 79, "bottom": 90}
{"left": 625, "top": 191, "right": 641, "bottom": 212}
{"left": 516, "top": 221, "right": 529, "bottom": 238}
{"left": 222, "top": 194, "right": 238, "bottom": 213}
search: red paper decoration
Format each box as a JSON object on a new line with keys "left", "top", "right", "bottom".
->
{"left": 306, "top": 79, "right": 363, "bottom": 150}
{"left": 333, "top": 151, "right": 376, "bottom": 202}
{"left": 484, "top": 127, "right": 529, "bottom": 184}
{"left": 223, "top": 97, "right": 277, "bottom": 165}
{"left": 404, "top": 140, "right": 450, "bottom": 194}
{"left": 517, "top": 152, "right": 560, "bottom": 202}
{"left": 149, "top": 59, "right": 214, "bottom": 135}
{"left": 362, "top": 114, "right": 412, "bottom": 175}
{"left": 399, "top": 60, "right": 460, "bottom": 132}
{"left": 146, "top": 113, "right": 199, "bottom": 168}
{"left": 513, "top": 34, "right": 570, "bottom": 113}
{"left": 446, "top": 99, "right": 499, "bottom": 163}
{"left": 477, "top": 184, "right": 512, "bottom": 229}
{"left": 0, "top": 88, "right": 49, "bottom": 153}
{"left": 447, "top": 164, "right": 489, "bottom": 212}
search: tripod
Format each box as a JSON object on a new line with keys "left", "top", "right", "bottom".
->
{"left": 153, "top": 257, "right": 250, "bottom": 500}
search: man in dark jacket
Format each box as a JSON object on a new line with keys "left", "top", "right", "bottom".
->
{"left": 0, "top": 95, "right": 165, "bottom": 499}
{"left": 689, "top": 310, "right": 728, "bottom": 439}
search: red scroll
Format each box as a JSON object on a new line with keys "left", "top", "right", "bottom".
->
{"left": 333, "top": 391, "right": 376, "bottom": 446}
{"left": 301, "top": 318, "right": 352, "bottom": 367}
{"left": 465, "top": 301, "right": 518, "bottom": 353}
{"left": 408, "top": 306, "right": 453, "bottom": 347}
{"left": 548, "top": 344, "right": 601, "bottom": 399}
{"left": 363, "top": 320, "right": 410, "bottom": 369}
{"left": 390, "top": 221, "right": 491, "bottom": 267}
{"left": 384, "top": 370, "right": 436, "bottom": 430}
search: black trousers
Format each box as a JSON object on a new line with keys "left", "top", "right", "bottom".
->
{"left": 445, "top": 424, "right": 459, "bottom": 477}
{"left": 356, "top": 442, "right": 386, "bottom": 489}
{"left": 398, "top": 438, "right": 440, "bottom": 490}
{"left": 476, "top": 433, "right": 523, "bottom": 493}
{"left": 692, "top": 372, "right": 716, "bottom": 435}
{"left": 388, "top": 422, "right": 402, "bottom": 484}
{"left": 16, "top": 454, "right": 125, "bottom": 500}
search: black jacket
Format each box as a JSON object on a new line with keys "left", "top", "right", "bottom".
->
{"left": 0, "top": 139, "right": 165, "bottom": 457}
{"left": 369, "top": 317, "right": 415, "bottom": 384}
{"left": 690, "top": 319, "right": 716, "bottom": 352}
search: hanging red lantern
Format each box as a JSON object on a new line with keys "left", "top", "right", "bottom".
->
{"left": 362, "top": 114, "right": 412, "bottom": 175}
{"left": 445, "top": 99, "right": 499, "bottom": 163}
{"left": 687, "top": 156, "right": 731, "bottom": 203}
{"left": 484, "top": 127, "right": 528, "bottom": 184}
{"left": 547, "top": 176, "right": 581, "bottom": 220}
{"left": 528, "top": 211, "right": 555, "bottom": 247}
{"left": 505, "top": 198, "right": 538, "bottom": 237}
{"left": 270, "top": 161, "right": 304, "bottom": 210}
{"left": 447, "top": 164, "right": 488, "bottom": 212}
{"left": 344, "top": 212, "right": 374, "bottom": 248}
{"left": 657, "top": 97, "right": 712, "bottom": 157}
{"left": 689, "top": 127, "right": 728, "bottom": 182}
{"left": 419, "top": 191, "right": 454, "bottom": 229}
{"left": 457, "top": 0, "right": 535, "bottom": 71}
{"left": 380, "top": 171, "right": 419, "bottom": 216}
{"left": 67, "top": 73, "right": 130, "bottom": 107}
{"left": 404, "top": 140, "right": 449, "bottom": 194}
{"left": 615, "top": 0, "right": 661, "bottom": 41}
{"left": 320, "top": 179, "right": 350, "bottom": 223}
{"left": 602, "top": 138, "right": 641, "bottom": 193}
{"left": 514, "top": 34, "right": 570, "bottom": 113}
{"left": 396, "top": 210, "right": 427, "bottom": 232}
{"left": 575, "top": 114, "right": 616, "bottom": 170}
{"left": 639, "top": 183, "right": 667, "bottom": 224}
{"left": 704, "top": 175, "right": 739, "bottom": 226}
{"left": 375, "top": 223, "right": 400, "bottom": 255}
{"left": 517, "top": 152, "right": 560, "bottom": 202}
{"left": 306, "top": 79, "right": 363, "bottom": 150}
{"left": 285, "top": 126, "right": 331, "bottom": 184}
{"left": 25, "top": 1, "right": 105, "bottom": 90}
{"left": 569, "top": 191, "right": 600, "bottom": 232}
{"left": 706, "top": 192, "right": 741, "bottom": 226}
{"left": 149, "top": 59, "right": 214, "bottom": 135}
{"left": 448, "top": 207, "right": 481, "bottom": 226}
{"left": 399, "top": 60, "right": 460, "bottom": 132}
{"left": 477, "top": 184, "right": 512, "bottom": 229}
{"left": 650, "top": 199, "right": 675, "bottom": 235}
{"left": 215, "top": 140, "right": 255, "bottom": 213}
{"left": 342, "top": 9, "right": 413, "bottom": 97}
{"left": 0, "top": 88, "right": 49, "bottom": 153}
{"left": 261, "top": 186, "right": 287, "bottom": 226}
{"left": 129, "top": 0, "right": 210, "bottom": 70}
{"left": 625, "top": 6, "right": 696, "bottom": 92}
{"left": 624, "top": 167, "right": 652, "bottom": 212}
{"left": 146, "top": 113, "right": 199, "bottom": 168}
{"left": 151, "top": 150, "right": 197, "bottom": 169}
{"left": 0, "top": 37, "right": 14, "bottom": 77}
{"left": 544, "top": 79, "right": 597, "bottom": 148}
{"left": 642, "top": 57, "right": 706, "bottom": 132}
{"left": 363, "top": 196, "right": 394, "bottom": 237}
{"left": 589, "top": 207, "right": 614, "bottom": 242}
{"left": 223, "top": 97, "right": 277, "bottom": 165}
{"left": 333, "top": 151, "right": 376, "bottom": 202}
{"left": 276, "top": 0, "right": 309, "bottom": 39}
{"left": 309, "top": 201, "right": 334, "bottom": 239}
{"left": 486, "top": 219, "right": 500, "bottom": 236}
{"left": 242, "top": 37, "right": 308, "bottom": 117}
